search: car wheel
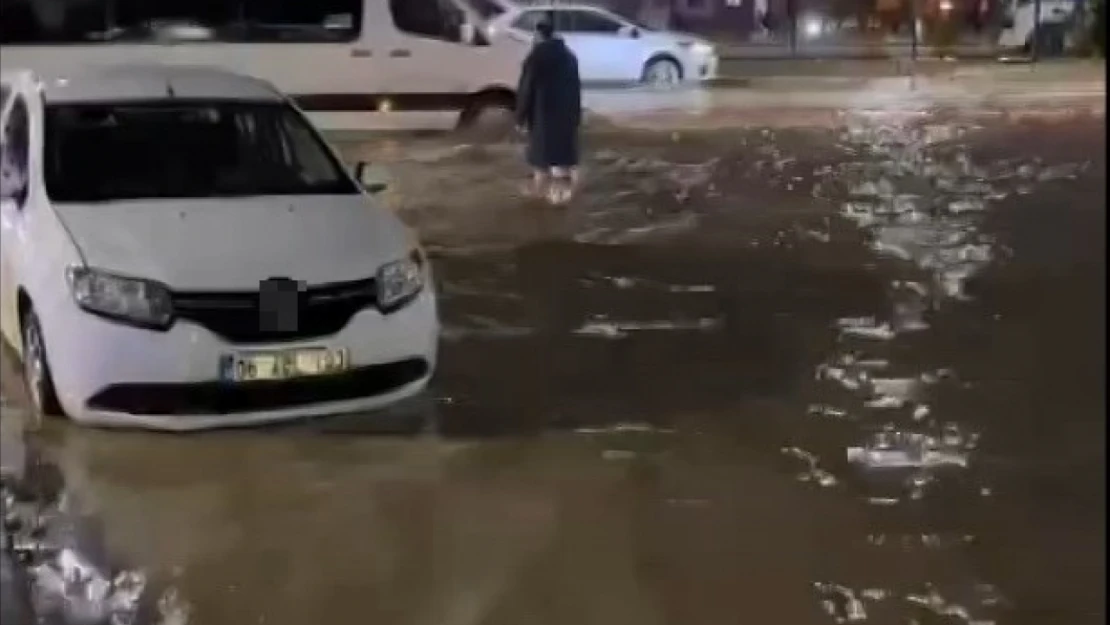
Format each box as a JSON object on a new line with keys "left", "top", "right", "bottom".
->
{"left": 641, "top": 57, "right": 682, "bottom": 89}
{"left": 20, "top": 308, "right": 63, "bottom": 418}
{"left": 457, "top": 91, "right": 516, "bottom": 142}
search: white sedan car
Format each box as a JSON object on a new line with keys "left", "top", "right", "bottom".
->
{"left": 481, "top": 2, "right": 718, "bottom": 87}
{"left": 0, "top": 65, "right": 438, "bottom": 431}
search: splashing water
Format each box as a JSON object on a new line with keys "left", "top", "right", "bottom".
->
{"left": 2, "top": 431, "right": 191, "bottom": 625}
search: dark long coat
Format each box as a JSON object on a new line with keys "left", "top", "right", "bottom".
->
{"left": 516, "top": 37, "right": 582, "bottom": 169}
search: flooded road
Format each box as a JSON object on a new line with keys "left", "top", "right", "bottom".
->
{"left": 1, "top": 105, "right": 1104, "bottom": 625}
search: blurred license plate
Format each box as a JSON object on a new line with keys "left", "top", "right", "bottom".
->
{"left": 220, "top": 348, "right": 349, "bottom": 382}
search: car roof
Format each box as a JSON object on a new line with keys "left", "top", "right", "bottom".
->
{"left": 32, "top": 64, "right": 285, "bottom": 105}
{"left": 512, "top": 2, "right": 614, "bottom": 12}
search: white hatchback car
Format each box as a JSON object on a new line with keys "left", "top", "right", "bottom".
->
{"left": 480, "top": 1, "right": 718, "bottom": 87}
{"left": 0, "top": 65, "right": 438, "bottom": 431}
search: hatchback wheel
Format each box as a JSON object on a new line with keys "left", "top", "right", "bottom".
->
{"left": 21, "top": 309, "right": 63, "bottom": 418}
{"left": 641, "top": 58, "right": 682, "bottom": 88}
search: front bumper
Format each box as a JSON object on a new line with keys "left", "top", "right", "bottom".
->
{"left": 696, "top": 53, "right": 719, "bottom": 81}
{"left": 44, "top": 289, "right": 438, "bottom": 430}
{"left": 681, "top": 48, "right": 719, "bottom": 82}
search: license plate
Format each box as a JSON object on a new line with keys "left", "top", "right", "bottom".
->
{"left": 220, "top": 348, "right": 349, "bottom": 382}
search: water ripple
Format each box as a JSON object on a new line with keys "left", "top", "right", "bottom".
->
{"left": 781, "top": 109, "right": 1089, "bottom": 622}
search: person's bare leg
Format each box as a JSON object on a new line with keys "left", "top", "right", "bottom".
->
{"left": 553, "top": 167, "right": 578, "bottom": 204}
{"left": 567, "top": 167, "right": 581, "bottom": 193}
{"left": 523, "top": 168, "right": 549, "bottom": 198}
{"left": 546, "top": 167, "right": 571, "bottom": 205}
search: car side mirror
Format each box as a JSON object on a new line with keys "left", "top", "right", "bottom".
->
{"left": 353, "top": 161, "right": 388, "bottom": 195}
{"left": 621, "top": 26, "right": 640, "bottom": 38}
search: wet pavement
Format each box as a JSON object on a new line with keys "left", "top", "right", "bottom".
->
{"left": 583, "top": 69, "right": 1105, "bottom": 124}
{"left": 1, "top": 101, "right": 1104, "bottom": 625}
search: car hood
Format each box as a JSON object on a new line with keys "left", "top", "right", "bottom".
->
{"left": 53, "top": 195, "right": 413, "bottom": 290}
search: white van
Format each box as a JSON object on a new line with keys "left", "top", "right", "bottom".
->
{"left": 0, "top": 0, "right": 530, "bottom": 131}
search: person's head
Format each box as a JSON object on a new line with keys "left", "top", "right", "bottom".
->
{"left": 535, "top": 13, "right": 555, "bottom": 40}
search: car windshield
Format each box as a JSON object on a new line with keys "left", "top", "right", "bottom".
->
{"left": 44, "top": 100, "right": 359, "bottom": 202}
{"left": 624, "top": 16, "right": 655, "bottom": 32}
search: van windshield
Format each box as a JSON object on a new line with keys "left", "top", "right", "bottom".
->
{"left": 44, "top": 101, "right": 360, "bottom": 202}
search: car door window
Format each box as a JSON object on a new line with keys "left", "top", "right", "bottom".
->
{"left": 0, "top": 96, "right": 30, "bottom": 206}
{"left": 389, "top": 0, "right": 466, "bottom": 42}
{"left": 228, "top": 0, "right": 364, "bottom": 42}
{"left": 0, "top": 0, "right": 363, "bottom": 44}
{"left": 564, "top": 10, "right": 622, "bottom": 33}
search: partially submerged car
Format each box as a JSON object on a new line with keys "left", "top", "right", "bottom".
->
{"left": 0, "top": 65, "right": 438, "bottom": 430}
{"left": 481, "top": 0, "right": 719, "bottom": 87}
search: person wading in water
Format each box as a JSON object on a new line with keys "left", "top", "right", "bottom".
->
{"left": 515, "top": 15, "right": 582, "bottom": 205}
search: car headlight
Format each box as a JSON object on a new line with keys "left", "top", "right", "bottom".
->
{"left": 376, "top": 250, "right": 426, "bottom": 312}
{"left": 678, "top": 40, "right": 714, "bottom": 56}
{"left": 803, "top": 18, "right": 823, "bottom": 39}
{"left": 691, "top": 42, "right": 714, "bottom": 56}
{"left": 65, "top": 266, "right": 174, "bottom": 329}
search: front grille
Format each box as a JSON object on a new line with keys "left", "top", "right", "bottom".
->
{"left": 86, "top": 358, "right": 429, "bottom": 416}
{"left": 172, "top": 277, "right": 377, "bottom": 344}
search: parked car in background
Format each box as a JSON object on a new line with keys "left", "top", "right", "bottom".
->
{"left": 0, "top": 65, "right": 438, "bottom": 430}
{"left": 483, "top": 1, "right": 719, "bottom": 87}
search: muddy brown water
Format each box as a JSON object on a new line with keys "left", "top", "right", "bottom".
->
{"left": 1, "top": 111, "right": 1103, "bottom": 625}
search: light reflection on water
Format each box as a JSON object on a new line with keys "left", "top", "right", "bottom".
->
{"left": 781, "top": 109, "right": 1094, "bottom": 622}
{"left": 0, "top": 111, "right": 1101, "bottom": 624}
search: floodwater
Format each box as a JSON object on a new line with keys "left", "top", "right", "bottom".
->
{"left": 1, "top": 105, "right": 1104, "bottom": 625}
